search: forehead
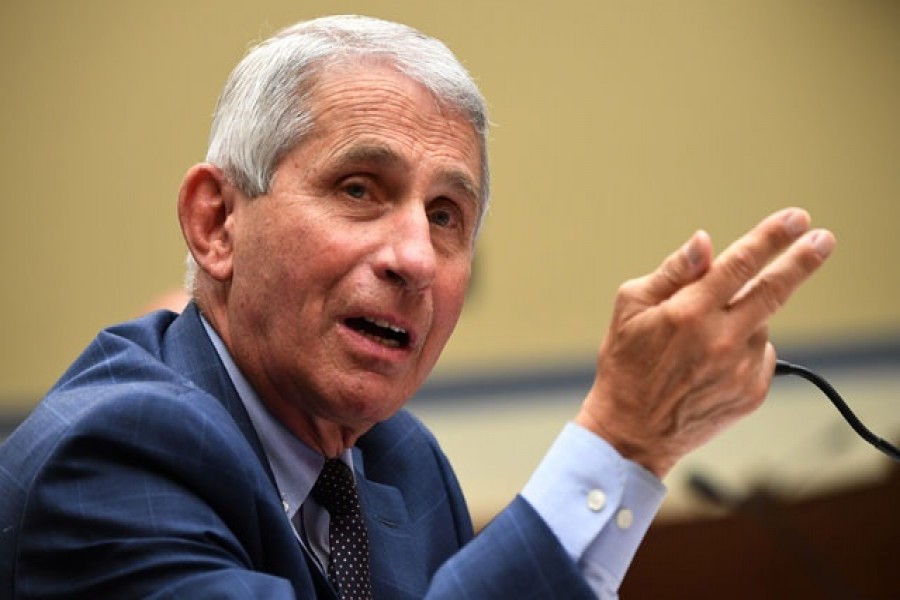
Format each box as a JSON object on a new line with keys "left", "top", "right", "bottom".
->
{"left": 303, "top": 63, "right": 484, "bottom": 197}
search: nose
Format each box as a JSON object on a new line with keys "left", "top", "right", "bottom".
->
{"left": 376, "top": 206, "right": 437, "bottom": 292}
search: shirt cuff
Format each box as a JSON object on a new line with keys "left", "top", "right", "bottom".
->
{"left": 521, "top": 422, "right": 666, "bottom": 594}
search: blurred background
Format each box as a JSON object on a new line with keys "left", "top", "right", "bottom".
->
{"left": 2, "top": 1, "right": 898, "bottom": 597}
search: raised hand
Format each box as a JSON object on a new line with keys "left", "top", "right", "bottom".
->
{"left": 576, "top": 208, "right": 836, "bottom": 477}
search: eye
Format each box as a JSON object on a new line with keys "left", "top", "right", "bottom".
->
{"left": 427, "top": 197, "right": 468, "bottom": 231}
{"left": 429, "top": 208, "right": 454, "bottom": 228}
{"left": 342, "top": 181, "right": 368, "bottom": 200}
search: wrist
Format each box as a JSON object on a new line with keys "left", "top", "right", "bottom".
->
{"left": 574, "top": 408, "right": 674, "bottom": 478}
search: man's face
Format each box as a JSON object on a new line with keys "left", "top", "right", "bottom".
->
{"left": 223, "top": 64, "right": 483, "bottom": 444}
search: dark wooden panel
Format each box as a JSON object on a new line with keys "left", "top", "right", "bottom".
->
{"left": 622, "top": 466, "right": 900, "bottom": 599}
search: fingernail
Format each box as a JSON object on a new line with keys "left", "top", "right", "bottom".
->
{"left": 684, "top": 231, "right": 706, "bottom": 270}
{"left": 685, "top": 240, "right": 701, "bottom": 268}
{"left": 783, "top": 210, "right": 809, "bottom": 237}
{"left": 809, "top": 230, "right": 835, "bottom": 258}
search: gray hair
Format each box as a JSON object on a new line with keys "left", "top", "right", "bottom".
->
{"left": 185, "top": 15, "right": 490, "bottom": 294}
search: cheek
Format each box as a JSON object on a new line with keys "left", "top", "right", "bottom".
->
{"left": 432, "top": 267, "right": 471, "bottom": 337}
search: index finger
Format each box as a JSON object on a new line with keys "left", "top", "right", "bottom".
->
{"left": 698, "top": 208, "right": 812, "bottom": 307}
{"left": 728, "top": 227, "right": 835, "bottom": 328}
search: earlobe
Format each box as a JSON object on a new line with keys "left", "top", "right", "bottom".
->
{"left": 177, "top": 163, "right": 236, "bottom": 282}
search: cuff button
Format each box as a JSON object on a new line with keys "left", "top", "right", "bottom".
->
{"left": 586, "top": 488, "right": 607, "bottom": 512}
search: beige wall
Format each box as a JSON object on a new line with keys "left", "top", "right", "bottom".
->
{"left": 2, "top": 0, "right": 899, "bottom": 409}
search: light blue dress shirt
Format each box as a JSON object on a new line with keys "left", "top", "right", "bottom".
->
{"left": 522, "top": 423, "right": 666, "bottom": 598}
{"left": 201, "top": 318, "right": 665, "bottom": 598}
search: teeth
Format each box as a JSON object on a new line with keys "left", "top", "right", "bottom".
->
{"left": 365, "top": 317, "right": 406, "bottom": 334}
{"left": 360, "top": 331, "right": 401, "bottom": 348}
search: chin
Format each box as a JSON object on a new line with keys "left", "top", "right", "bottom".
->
{"left": 338, "top": 387, "right": 410, "bottom": 426}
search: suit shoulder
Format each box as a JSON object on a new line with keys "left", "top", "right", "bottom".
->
{"left": 48, "top": 310, "right": 183, "bottom": 395}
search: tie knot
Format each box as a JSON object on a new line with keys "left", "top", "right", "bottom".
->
{"left": 311, "top": 459, "right": 359, "bottom": 517}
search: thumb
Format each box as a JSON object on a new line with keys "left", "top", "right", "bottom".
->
{"left": 640, "top": 230, "right": 712, "bottom": 304}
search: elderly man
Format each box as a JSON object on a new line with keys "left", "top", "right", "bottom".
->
{"left": 0, "top": 15, "right": 833, "bottom": 599}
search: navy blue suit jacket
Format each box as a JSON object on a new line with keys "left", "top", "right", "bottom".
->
{"left": 0, "top": 305, "right": 594, "bottom": 598}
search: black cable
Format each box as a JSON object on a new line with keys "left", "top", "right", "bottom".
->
{"left": 774, "top": 359, "right": 900, "bottom": 462}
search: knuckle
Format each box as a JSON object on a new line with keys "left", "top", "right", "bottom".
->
{"left": 665, "top": 300, "right": 704, "bottom": 329}
{"left": 751, "top": 278, "right": 785, "bottom": 314}
{"left": 612, "top": 278, "right": 646, "bottom": 315}
{"left": 658, "top": 260, "right": 682, "bottom": 288}
{"left": 708, "top": 336, "right": 739, "bottom": 361}
{"left": 724, "top": 246, "right": 760, "bottom": 284}
{"left": 616, "top": 277, "right": 643, "bottom": 300}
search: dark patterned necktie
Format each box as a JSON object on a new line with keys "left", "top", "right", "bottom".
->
{"left": 310, "top": 459, "right": 374, "bottom": 600}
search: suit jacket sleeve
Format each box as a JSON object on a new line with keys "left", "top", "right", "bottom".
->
{"left": 427, "top": 496, "right": 597, "bottom": 599}
{"left": 7, "top": 382, "right": 306, "bottom": 599}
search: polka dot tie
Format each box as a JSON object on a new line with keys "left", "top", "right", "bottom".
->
{"left": 310, "top": 459, "right": 373, "bottom": 600}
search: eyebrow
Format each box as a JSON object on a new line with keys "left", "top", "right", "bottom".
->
{"left": 336, "top": 143, "right": 403, "bottom": 170}
{"left": 441, "top": 168, "right": 480, "bottom": 207}
{"left": 332, "top": 142, "right": 482, "bottom": 209}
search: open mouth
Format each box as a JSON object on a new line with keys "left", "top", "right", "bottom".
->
{"left": 345, "top": 317, "right": 410, "bottom": 349}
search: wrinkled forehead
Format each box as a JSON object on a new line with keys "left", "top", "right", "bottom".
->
{"left": 304, "top": 55, "right": 481, "bottom": 141}
{"left": 300, "top": 57, "right": 487, "bottom": 209}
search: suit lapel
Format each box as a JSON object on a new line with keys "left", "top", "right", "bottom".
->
{"left": 162, "top": 303, "right": 275, "bottom": 482}
{"left": 353, "top": 448, "right": 427, "bottom": 600}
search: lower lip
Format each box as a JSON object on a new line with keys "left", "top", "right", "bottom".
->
{"left": 340, "top": 322, "right": 413, "bottom": 366}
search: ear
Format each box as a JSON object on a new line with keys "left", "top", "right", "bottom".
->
{"left": 177, "top": 163, "right": 237, "bottom": 282}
